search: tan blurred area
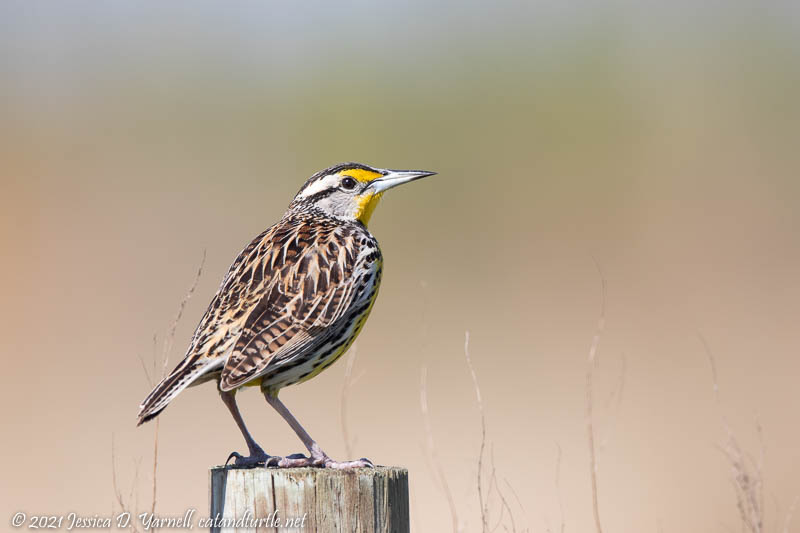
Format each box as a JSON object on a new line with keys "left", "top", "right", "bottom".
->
{"left": 2, "top": 2, "right": 800, "bottom": 532}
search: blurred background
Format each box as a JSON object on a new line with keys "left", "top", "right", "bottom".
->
{"left": 2, "top": 1, "right": 799, "bottom": 531}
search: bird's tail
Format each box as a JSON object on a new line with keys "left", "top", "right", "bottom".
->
{"left": 137, "top": 357, "right": 223, "bottom": 426}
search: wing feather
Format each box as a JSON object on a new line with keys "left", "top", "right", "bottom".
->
{"left": 217, "top": 216, "right": 363, "bottom": 390}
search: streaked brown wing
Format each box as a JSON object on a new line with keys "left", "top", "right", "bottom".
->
{"left": 218, "top": 216, "right": 361, "bottom": 390}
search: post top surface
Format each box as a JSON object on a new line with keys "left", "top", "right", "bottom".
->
{"left": 209, "top": 465, "right": 407, "bottom": 475}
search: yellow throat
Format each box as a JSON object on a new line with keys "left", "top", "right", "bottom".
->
{"left": 355, "top": 192, "right": 382, "bottom": 226}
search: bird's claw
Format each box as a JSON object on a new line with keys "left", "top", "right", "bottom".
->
{"left": 225, "top": 451, "right": 242, "bottom": 465}
{"left": 225, "top": 450, "right": 272, "bottom": 468}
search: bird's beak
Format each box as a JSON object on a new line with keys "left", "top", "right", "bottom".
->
{"left": 369, "top": 169, "right": 437, "bottom": 194}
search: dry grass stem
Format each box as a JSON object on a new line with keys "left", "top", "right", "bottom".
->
{"left": 599, "top": 354, "right": 626, "bottom": 452}
{"left": 462, "top": 331, "right": 523, "bottom": 533}
{"left": 555, "top": 444, "right": 565, "bottom": 533}
{"left": 137, "top": 351, "right": 153, "bottom": 387}
{"left": 486, "top": 444, "right": 502, "bottom": 531}
{"left": 161, "top": 251, "right": 206, "bottom": 374}
{"left": 420, "top": 366, "right": 461, "bottom": 533}
{"left": 586, "top": 259, "right": 607, "bottom": 533}
{"left": 111, "top": 435, "right": 126, "bottom": 512}
{"left": 150, "top": 418, "right": 160, "bottom": 516}
{"left": 464, "top": 331, "right": 490, "bottom": 533}
{"left": 340, "top": 343, "right": 365, "bottom": 459}
{"left": 111, "top": 435, "right": 138, "bottom": 532}
{"left": 504, "top": 480, "right": 529, "bottom": 533}
{"left": 152, "top": 251, "right": 205, "bottom": 516}
{"left": 111, "top": 254, "right": 205, "bottom": 529}
{"left": 700, "top": 334, "right": 769, "bottom": 533}
{"left": 488, "top": 447, "right": 516, "bottom": 533}
{"left": 782, "top": 496, "right": 799, "bottom": 533}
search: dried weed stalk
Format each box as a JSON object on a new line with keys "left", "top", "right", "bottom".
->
{"left": 111, "top": 252, "right": 205, "bottom": 530}
{"left": 586, "top": 260, "right": 607, "bottom": 533}
{"left": 700, "top": 334, "right": 800, "bottom": 533}
{"left": 421, "top": 365, "right": 462, "bottom": 532}
{"left": 340, "top": 343, "right": 365, "bottom": 459}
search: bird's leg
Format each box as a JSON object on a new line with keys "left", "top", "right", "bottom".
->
{"left": 220, "top": 390, "right": 277, "bottom": 467}
{"left": 263, "top": 391, "right": 373, "bottom": 469}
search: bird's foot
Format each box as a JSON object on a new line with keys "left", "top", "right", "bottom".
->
{"left": 225, "top": 447, "right": 275, "bottom": 468}
{"left": 322, "top": 456, "right": 374, "bottom": 470}
{"left": 274, "top": 451, "right": 374, "bottom": 469}
{"left": 274, "top": 453, "right": 319, "bottom": 468}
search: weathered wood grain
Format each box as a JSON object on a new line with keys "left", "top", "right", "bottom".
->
{"left": 209, "top": 466, "right": 409, "bottom": 533}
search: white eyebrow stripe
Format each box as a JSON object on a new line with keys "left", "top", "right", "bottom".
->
{"left": 297, "top": 174, "right": 340, "bottom": 199}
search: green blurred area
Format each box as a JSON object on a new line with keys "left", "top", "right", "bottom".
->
{"left": 2, "top": 3, "right": 799, "bottom": 249}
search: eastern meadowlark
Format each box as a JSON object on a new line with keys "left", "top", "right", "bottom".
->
{"left": 137, "top": 162, "right": 435, "bottom": 468}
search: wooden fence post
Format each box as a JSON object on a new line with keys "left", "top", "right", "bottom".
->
{"left": 209, "top": 466, "right": 409, "bottom": 532}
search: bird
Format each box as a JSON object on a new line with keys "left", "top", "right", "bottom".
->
{"left": 137, "top": 162, "right": 436, "bottom": 469}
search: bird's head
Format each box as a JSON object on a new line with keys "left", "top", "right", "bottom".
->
{"left": 290, "top": 162, "right": 436, "bottom": 226}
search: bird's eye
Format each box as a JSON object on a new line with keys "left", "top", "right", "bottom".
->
{"left": 341, "top": 177, "right": 357, "bottom": 190}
